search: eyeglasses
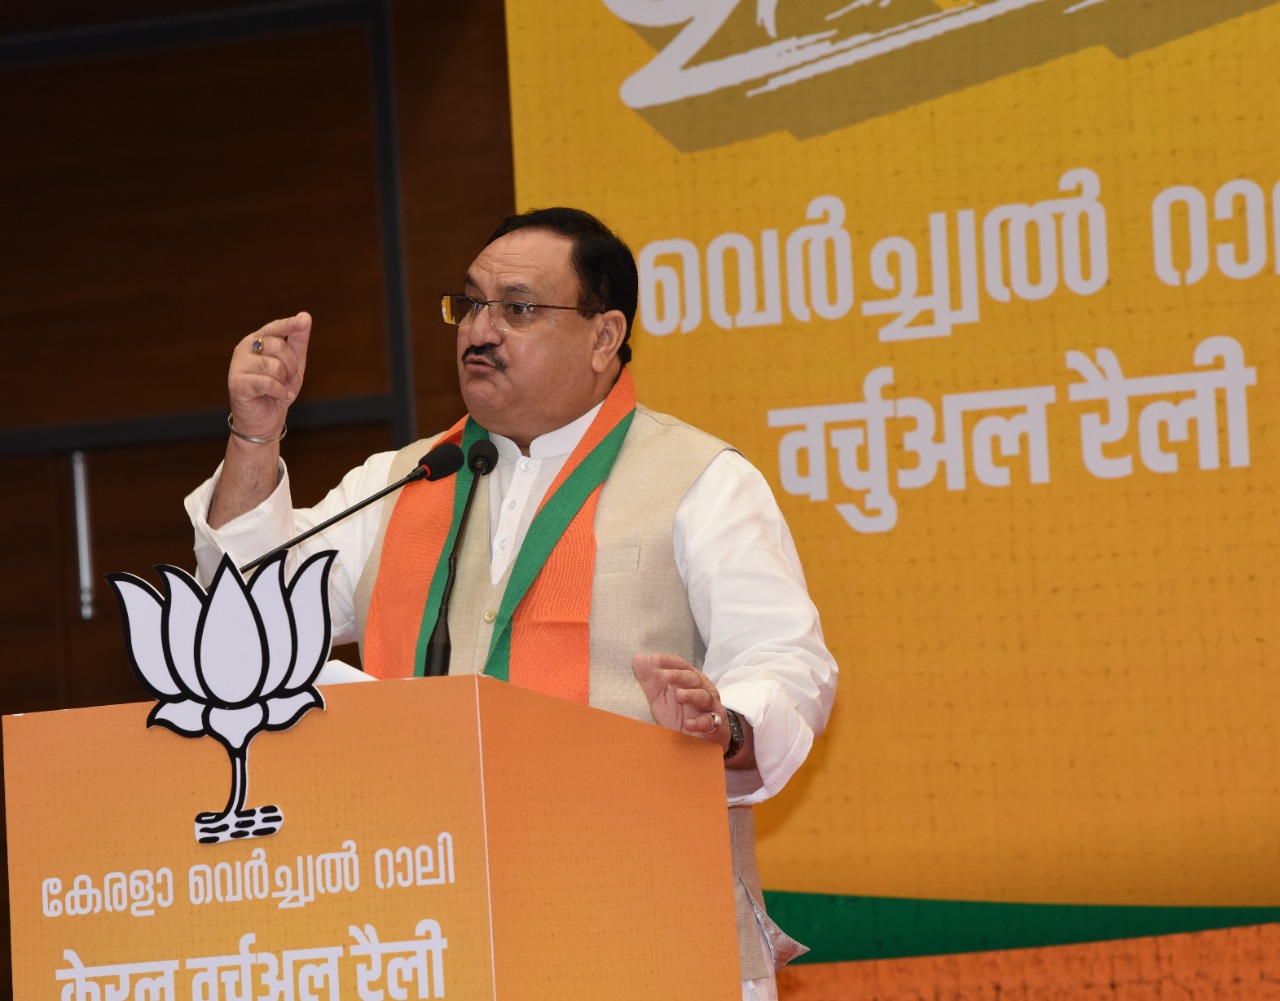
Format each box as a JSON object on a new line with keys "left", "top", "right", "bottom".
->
{"left": 440, "top": 294, "right": 598, "bottom": 331}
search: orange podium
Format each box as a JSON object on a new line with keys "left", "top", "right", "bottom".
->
{"left": 4, "top": 675, "right": 742, "bottom": 999}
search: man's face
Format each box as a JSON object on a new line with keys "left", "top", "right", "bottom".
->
{"left": 457, "top": 229, "right": 614, "bottom": 449}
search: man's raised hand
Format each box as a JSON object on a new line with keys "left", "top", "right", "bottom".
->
{"left": 208, "top": 312, "right": 311, "bottom": 529}
{"left": 228, "top": 312, "right": 312, "bottom": 441}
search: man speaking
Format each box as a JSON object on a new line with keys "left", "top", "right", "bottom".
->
{"left": 185, "top": 208, "right": 837, "bottom": 1000}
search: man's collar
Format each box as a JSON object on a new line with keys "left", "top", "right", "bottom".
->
{"left": 489, "top": 401, "right": 606, "bottom": 461}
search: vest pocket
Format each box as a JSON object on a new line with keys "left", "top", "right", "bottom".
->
{"left": 594, "top": 545, "right": 640, "bottom": 575}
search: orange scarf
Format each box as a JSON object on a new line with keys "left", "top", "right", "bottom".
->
{"left": 363, "top": 371, "right": 637, "bottom": 705}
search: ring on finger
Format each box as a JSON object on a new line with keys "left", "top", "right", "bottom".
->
{"left": 251, "top": 336, "right": 265, "bottom": 354}
{"left": 710, "top": 711, "right": 721, "bottom": 730}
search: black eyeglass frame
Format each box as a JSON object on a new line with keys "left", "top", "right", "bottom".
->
{"left": 440, "top": 293, "right": 600, "bottom": 326}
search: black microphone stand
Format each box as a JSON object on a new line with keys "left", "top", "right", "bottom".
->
{"left": 423, "top": 440, "right": 498, "bottom": 677}
{"left": 238, "top": 443, "right": 463, "bottom": 575}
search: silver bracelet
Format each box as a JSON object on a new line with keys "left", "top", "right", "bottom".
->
{"left": 227, "top": 413, "right": 287, "bottom": 445}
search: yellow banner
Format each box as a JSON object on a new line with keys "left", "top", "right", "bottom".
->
{"left": 506, "top": 0, "right": 1280, "bottom": 910}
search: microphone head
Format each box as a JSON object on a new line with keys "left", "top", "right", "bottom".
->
{"left": 467, "top": 439, "right": 499, "bottom": 475}
{"left": 417, "top": 442, "right": 464, "bottom": 481}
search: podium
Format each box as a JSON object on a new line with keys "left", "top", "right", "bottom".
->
{"left": 4, "top": 675, "right": 742, "bottom": 999}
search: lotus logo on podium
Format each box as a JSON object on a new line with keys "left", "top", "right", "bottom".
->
{"left": 107, "top": 551, "right": 336, "bottom": 844}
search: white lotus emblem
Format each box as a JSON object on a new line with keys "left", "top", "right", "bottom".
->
{"left": 107, "top": 551, "right": 336, "bottom": 843}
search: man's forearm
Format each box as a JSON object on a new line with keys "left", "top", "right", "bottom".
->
{"left": 207, "top": 436, "right": 281, "bottom": 529}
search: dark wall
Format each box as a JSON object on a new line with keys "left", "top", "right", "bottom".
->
{"left": 0, "top": 1, "right": 514, "bottom": 991}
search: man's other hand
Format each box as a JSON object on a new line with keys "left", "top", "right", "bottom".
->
{"left": 631, "top": 653, "right": 755, "bottom": 768}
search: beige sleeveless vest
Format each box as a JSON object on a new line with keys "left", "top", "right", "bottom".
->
{"left": 352, "top": 405, "right": 801, "bottom": 979}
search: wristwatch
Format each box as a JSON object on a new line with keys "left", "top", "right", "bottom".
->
{"left": 723, "top": 709, "right": 744, "bottom": 761}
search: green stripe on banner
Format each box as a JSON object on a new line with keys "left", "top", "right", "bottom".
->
{"left": 760, "top": 891, "right": 1280, "bottom": 963}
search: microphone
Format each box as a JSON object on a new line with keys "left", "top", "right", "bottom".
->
{"left": 238, "top": 441, "right": 464, "bottom": 574}
{"left": 423, "top": 439, "right": 499, "bottom": 677}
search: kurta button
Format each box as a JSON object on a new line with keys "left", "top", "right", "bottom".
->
{"left": 482, "top": 609, "right": 497, "bottom": 623}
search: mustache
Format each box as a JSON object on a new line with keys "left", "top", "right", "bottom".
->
{"left": 462, "top": 345, "right": 507, "bottom": 372}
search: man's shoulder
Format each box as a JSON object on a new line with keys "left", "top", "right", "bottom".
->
{"left": 617, "top": 405, "right": 745, "bottom": 492}
{"left": 631, "top": 403, "right": 733, "bottom": 452}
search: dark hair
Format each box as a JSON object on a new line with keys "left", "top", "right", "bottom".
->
{"left": 486, "top": 207, "right": 638, "bottom": 365}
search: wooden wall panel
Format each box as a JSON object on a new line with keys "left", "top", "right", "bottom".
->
{"left": 0, "top": 25, "right": 388, "bottom": 428}
{"left": 0, "top": 1, "right": 278, "bottom": 36}
{"left": 0, "top": 4, "right": 516, "bottom": 992}
{"left": 0, "top": 456, "right": 71, "bottom": 712}
{"left": 394, "top": 0, "right": 514, "bottom": 433}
